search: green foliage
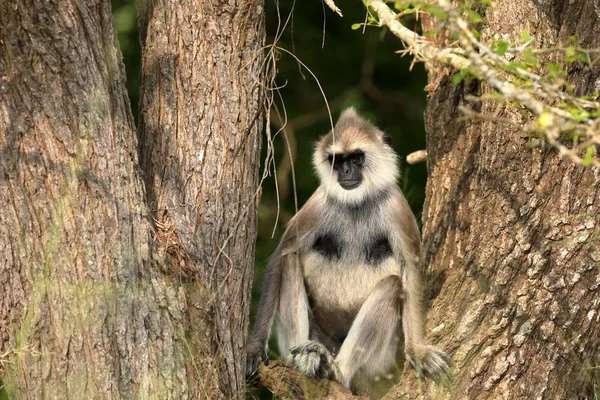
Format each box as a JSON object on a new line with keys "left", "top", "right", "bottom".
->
{"left": 583, "top": 146, "right": 597, "bottom": 166}
{"left": 463, "top": 6, "right": 483, "bottom": 24}
{"left": 493, "top": 40, "right": 509, "bottom": 56}
{"left": 452, "top": 66, "right": 476, "bottom": 85}
{"left": 520, "top": 29, "right": 534, "bottom": 44}
{"left": 351, "top": 7, "right": 379, "bottom": 30}
{"left": 392, "top": 1, "right": 448, "bottom": 20}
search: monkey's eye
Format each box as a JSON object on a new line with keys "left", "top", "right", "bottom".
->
{"left": 349, "top": 152, "right": 364, "bottom": 166}
{"left": 327, "top": 154, "right": 334, "bottom": 164}
{"left": 383, "top": 135, "right": 392, "bottom": 146}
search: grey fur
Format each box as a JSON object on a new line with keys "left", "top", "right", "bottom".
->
{"left": 246, "top": 109, "right": 451, "bottom": 392}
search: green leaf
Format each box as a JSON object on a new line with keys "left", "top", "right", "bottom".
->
{"left": 521, "top": 29, "right": 534, "bottom": 43}
{"left": 496, "top": 41, "right": 509, "bottom": 56}
{"left": 570, "top": 109, "right": 590, "bottom": 122}
{"left": 464, "top": 7, "right": 483, "bottom": 23}
{"left": 452, "top": 70, "right": 465, "bottom": 85}
{"left": 565, "top": 46, "right": 577, "bottom": 62}
{"left": 538, "top": 112, "right": 553, "bottom": 128}
{"left": 582, "top": 146, "right": 596, "bottom": 166}
{"left": 578, "top": 52, "right": 588, "bottom": 62}
{"left": 522, "top": 48, "right": 540, "bottom": 67}
{"left": 427, "top": 6, "right": 448, "bottom": 19}
{"left": 504, "top": 61, "right": 528, "bottom": 70}
{"left": 351, "top": 23, "right": 362, "bottom": 30}
{"left": 547, "top": 63, "right": 562, "bottom": 76}
{"left": 570, "top": 131, "right": 584, "bottom": 141}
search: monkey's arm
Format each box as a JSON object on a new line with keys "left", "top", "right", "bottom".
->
{"left": 246, "top": 240, "right": 286, "bottom": 377}
{"left": 246, "top": 198, "right": 319, "bottom": 378}
{"left": 392, "top": 191, "right": 452, "bottom": 382}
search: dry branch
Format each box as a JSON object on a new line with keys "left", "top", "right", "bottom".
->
{"left": 406, "top": 150, "right": 428, "bottom": 164}
{"left": 368, "top": 0, "right": 600, "bottom": 168}
{"left": 324, "top": 0, "right": 343, "bottom": 17}
{"left": 257, "top": 360, "right": 368, "bottom": 399}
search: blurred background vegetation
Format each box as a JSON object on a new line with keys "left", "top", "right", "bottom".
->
{"left": 111, "top": 0, "right": 428, "bottom": 396}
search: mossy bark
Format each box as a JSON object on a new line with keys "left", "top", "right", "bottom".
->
{"left": 0, "top": 0, "right": 264, "bottom": 399}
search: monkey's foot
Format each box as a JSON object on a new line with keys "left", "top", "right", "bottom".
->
{"left": 288, "top": 340, "right": 341, "bottom": 381}
{"left": 409, "top": 346, "right": 453, "bottom": 384}
{"left": 245, "top": 341, "right": 268, "bottom": 380}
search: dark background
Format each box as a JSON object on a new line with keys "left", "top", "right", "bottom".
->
{"left": 111, "top": 0, "right": 428, "bottom": 396}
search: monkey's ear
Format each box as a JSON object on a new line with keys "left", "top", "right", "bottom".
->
{"left": 383, "top": 134, "right": 392, "bottom": 146}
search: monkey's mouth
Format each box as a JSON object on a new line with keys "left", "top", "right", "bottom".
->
{"left": 339, "top": 180, "right": 361, "bottom": 190}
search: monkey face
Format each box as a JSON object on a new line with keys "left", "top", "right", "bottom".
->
{"left": 312, "top": 108, "right": 399, "bottom": 205}
{"left": 327, "top": 150, "right": 365, "bottom": 190}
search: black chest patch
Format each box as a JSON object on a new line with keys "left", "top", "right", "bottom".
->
{"left": 312, "top": 234, "right": 342, "bottom": 260}
{"left": 365, "top": 236, "right": 393, "bottom": 264}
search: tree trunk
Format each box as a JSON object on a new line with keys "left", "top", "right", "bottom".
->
{"left": 387, "top": 1, "right": 600, "bottom": 399}
{"left": 0, "top": 0, "right": 264, "bottom": 399}
{"left": 0, "top": 1, "right": 173, "bottom": 398}
{"left": 137, "top": 0, "right": 265, "bottom": 398}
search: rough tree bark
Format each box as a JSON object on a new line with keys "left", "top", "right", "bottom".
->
{"left": 0, "top": 1, "right": 173, "bottom": 398}
{"left": 0, "top": 0, "right": 264, "bottom": 399}
{"left": 386, "top": 1, "right": 600, "bottom": 399}
{"left": 137, "top": 0, "right": 265, "bottom": 398}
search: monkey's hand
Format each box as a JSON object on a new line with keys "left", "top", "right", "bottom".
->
{"left": 408, "top": 345, "right": 452, "bottom": 384}
{"left": 288, "top": 340, "right": 342, "bottom": 382}
{"left": 246, "top": 340, "right": 268, "bottom": 380}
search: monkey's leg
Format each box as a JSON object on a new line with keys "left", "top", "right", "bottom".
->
{"left": 335, "top": 275, "right": 403, "bottom": 388}
{"left": 287, "top": 312, "right": 343, "bottom": 380}
{"left": 278, "top": 263, "right": 338, "bottom": 379}
{"left": 275, "top": 254, "right": 340, "bottom": 380}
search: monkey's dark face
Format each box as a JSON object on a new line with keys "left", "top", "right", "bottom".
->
{"left": 313, "top": 108, "right": 399, "bottom": 205}
{"left": 327, "top": 150, "right": 365, "bottom": 190}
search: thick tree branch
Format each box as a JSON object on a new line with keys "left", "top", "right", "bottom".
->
{"left": 256, "top": 361, "right": 368, "bottom": 399}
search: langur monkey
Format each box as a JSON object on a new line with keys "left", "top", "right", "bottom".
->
{"left": 246, "top": 108, "right": 451, "bottom": 393}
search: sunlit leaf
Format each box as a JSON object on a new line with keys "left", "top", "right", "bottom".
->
{"left": 496, "top": 41, "right": 509, "bottom": 55}
{"left": 521, "top": 29, "right": 534, "bottom": 43}
{"left": 582, "top": 146, "right": 596, "bottom": 166}
{"left": 464, "top": 7, "right": 483, "bottom": 23}
{"left": 538, "top": 112, "right": 553, "bottom": 128}
{"left": 565, "top": 46, "right": 577, "bottom": 62}
{"left": 547, "top": 63, "right": 562, "bottom": 76}
{"left": 453, "top": 70, "right": 465, "bottom": 85}
{"left": 427, "top": 6, "right": 448, "bottom": 19}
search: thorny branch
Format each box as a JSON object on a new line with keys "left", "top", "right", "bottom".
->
{"left": 363, "top": 0, "right": 600, "bottom": 168}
